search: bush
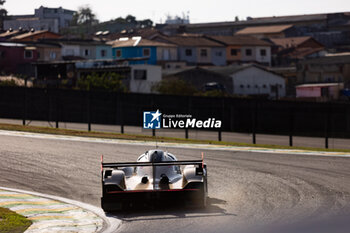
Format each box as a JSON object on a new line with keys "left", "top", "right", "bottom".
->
{"left": 152, "top": 79, "right": 197, "bottom": 96}
{"left": 0, "top": 79, "right": 18, "bottom": 87}
{"left": 77, "top": 72, "right": 126, "bottom": 92}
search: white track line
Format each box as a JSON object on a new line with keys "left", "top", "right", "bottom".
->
{"left": 0, "top": 187, "right": 120, "bottom": 233}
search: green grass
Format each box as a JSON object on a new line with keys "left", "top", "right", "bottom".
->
{"left": 0, "top": 123, "right": 350, "bottom": 153}
{"left": 0, "top": 207, "right": 32, "bottom": 233}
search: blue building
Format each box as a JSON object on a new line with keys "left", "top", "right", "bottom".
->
{"left": 112, "top": 37, "right": 177, "bottom": 65}
{"left": 96, "top": 44, "right": 113, "bottom": 60}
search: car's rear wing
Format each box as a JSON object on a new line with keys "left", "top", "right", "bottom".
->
{"left": 102, "top": 160, "right": 204, "bottom": 168}
{"left": 101, "top": 152, "right": 205, "bottom": 170}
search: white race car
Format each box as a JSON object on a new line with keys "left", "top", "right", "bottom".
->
{"left": 101, "top": 149, "right": 208, "bottom": 211}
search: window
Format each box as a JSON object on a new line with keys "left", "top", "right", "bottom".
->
{"left": 0, "top": 51, "right": 5, "bottom": 59}
{"left": 116, "top": 50, "right": 122, "bottom": 58}
{"left": 245, "top": 49, "right": 252, "bottom": 56}
{"left": 101, "top": 49, "right": 106, "bottom": 57}
{"left": 260, "top": 49, "right": 266, "bottom": 56}
{"left": 231, "top": 49, "right": 238, "bottom": 56}
{"left": 134, "top": 69, "right": 147, "bottom": 80}
{"left": 240, "top": 84, "right": 244, "bottom": 88}
{"left": 215, "top": 51, "right": 222, "bottom": 56}
{"left": 247, "top": 85, "right": 250, "bottom": 88}
{"left": 185, "top": 49, "right": 192, "bottom": 56}
{"left": 200, "top": 49, "right": 208, "bottom": 57}
{"left": 24, "top": 50, "right": 33, "bottom": 59}
{"left": 37, "top": 52, "right": 40, "bottom": 59}
{"left": 84, "top": 49, "right": 90, "bottom": 56}
{"left": 143, "top": 48, "right": 150, "bottom": 57}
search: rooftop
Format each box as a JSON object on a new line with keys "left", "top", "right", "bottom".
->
{"left": 236, "top": 25, "right": 294, "bottom": 35}
{"left": 270, "top": 36, "right": 324, "bottom": 48}
{"left": 112, "top": 37, "right": 176, "bottom": 48}
{"left": 296, "top": 83, "right": 343, "bottom": 88}
{"left": 155, "top": 35, "right": 224, "bottom": 47}
{"left": 10, "top": 30, "right": 60, "bottom": 40}
{"left": 207, "top": 35, "right": 271, "bottom": 46}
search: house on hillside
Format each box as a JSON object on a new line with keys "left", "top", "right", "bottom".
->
{"left": 297, "top": 54, "right": 350, "bottom": 88}
{"left": 35, "top": 42, "right": 62, "bottom": 61}
{"left": 111, "top": 37, "right": 178, "bottom": 65}
{"left": 296, "top": 83, "right": 344, "bottom": 101}
{"left": 153, "top": 34, "right": 226, "bottom": 66}
{"left": 57, "top": 39, "right": 112, "bottom": 60}
{"left": 0, "top": 42, "right": 38, "bottom": 76}
{"left": 206, "top": 35, "right": 272, "bottom": 66}
{"left": 235, "top": 25, "right": 296, "bottom": 39}
{"left": 208, "top": 64, "right": 286, "bottom": 98}
{"left": 4, "top": 6, "right": 75, "bottom": 33}
{"left": 270, "top": 36, "right": 326, "bottom": 66}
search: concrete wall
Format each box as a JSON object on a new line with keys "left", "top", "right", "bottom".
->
{"left": 232, "top": 66, "right": 286, "bottom": 98}
{"left": 129, "top": 65, "right": 162, "bottom": 93}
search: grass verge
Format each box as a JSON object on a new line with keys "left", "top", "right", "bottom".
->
{"left": 0, "top": 123, "right": 349, "bottom": 153}
{"left": 0, "top": 207, "right": 32, "bottom": 233}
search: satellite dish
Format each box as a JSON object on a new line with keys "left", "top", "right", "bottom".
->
{"left": 30, "top": 28, "right": 35, "bottom": 32}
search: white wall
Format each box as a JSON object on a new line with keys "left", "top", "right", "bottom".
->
{"left": 231, "top": 66, "right": 286, "bottom": 98}
{"left": 130, "top": 65, "right": 162, "bottom": 93}
{"left": 61, "top": 44, "right": 80, "bottom": 57}
{"left": 255, "top": 46, "right": 271, "bottom": 65}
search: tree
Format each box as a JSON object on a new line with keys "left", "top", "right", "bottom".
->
{"left": 152, "top": 79, "right": 197, "bottom": 96}
{"left": 77, "top": 72, "right": 126, "bottom": 92}
{"left": 74, "top": 5, "right": 99, "bottom": 26}
{"left": 0, "top": 0, "right": 7, "bottom": 30}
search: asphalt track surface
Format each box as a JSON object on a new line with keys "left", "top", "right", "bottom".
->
{"left": 0, "top": 133, "right": 350, "bottom": 232}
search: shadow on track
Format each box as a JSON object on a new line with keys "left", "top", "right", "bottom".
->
{"left": 105, "top": 197, "right": 236, "bottom": 222}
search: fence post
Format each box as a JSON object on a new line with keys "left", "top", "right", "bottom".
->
{"left": 185, "top": 129, "right": 189, "bottom": 139}
{"left": 289, "top": 106, "right": 294, "bottom": 147}
{"left": 252, "top": 99, "right": 257, "bottom": 144}
{"left": 325, "top": 104, "right": 331, "bottom": 149}
{"left": 55, "top": 89, "right": 59, "bottom": 128}
{"left": 87, "top": 90, "right": 91, "bottom": 132}
{"left": 118, "top": 94, "right": 124, "bottom": 134}
{"left": 218, "top": 131, "right": 222, "bottom": 141}
{"left": 22, "top": 79, "right": 27, "bottom": 126}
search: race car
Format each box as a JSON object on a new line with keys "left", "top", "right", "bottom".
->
{"left": 101, "top": 149, "right": 208, "bottom": 211}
